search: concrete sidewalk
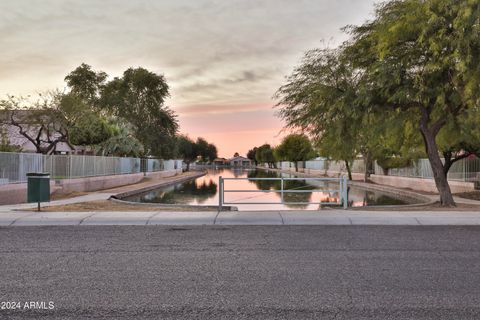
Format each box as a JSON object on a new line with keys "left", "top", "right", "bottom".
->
{"left": 1, "top": 209, "right": 480, "bottom": 226}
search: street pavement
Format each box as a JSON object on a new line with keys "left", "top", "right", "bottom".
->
{"left": 1, "top": 225, "right": 480, "bottom": 319}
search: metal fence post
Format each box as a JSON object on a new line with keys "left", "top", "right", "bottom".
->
{"left": 340, "top": 177, "right": 343, "bottom": 208}
{"left": 82, "top": 155, "right": 85, "bottom": 178}
{"left": 67, "top": 155, "right": 71, "bottom": 179}
{"left": 281, "top": 177, "right": 284, "bottom": 204}
{"left": 218, "top": 176, "right": 223, "bottom": 211}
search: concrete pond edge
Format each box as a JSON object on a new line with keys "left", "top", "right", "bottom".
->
{"left": 110, "top": 170, "right": 238, "bottom": 211}
{"left": 112, "top": 167, "right": 438, "bottom": 211}
{"left": 259, "top": 167, "right": 437, "bottom": 209}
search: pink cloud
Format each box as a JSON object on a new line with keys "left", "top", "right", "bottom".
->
{"left": 176, "top": 103, "right": 274, "bottom": 116}
{"left": 177, "top": 104, "right": 286, "bottom": 157}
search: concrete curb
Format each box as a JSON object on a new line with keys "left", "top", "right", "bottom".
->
{"left": 109, "top": 197, "right": 238, "bottom": 211}
{"left": 2, "top": 210, "right": 480, "bottom": 226}
{"left": 111, "top": 171, "right": 207, "bottom": 199}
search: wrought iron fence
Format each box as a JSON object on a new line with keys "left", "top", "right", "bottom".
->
{"left": 273, "top": 157, "right": 480, "bottom": 182}
{"left": 373, "top": 157, "right": 480, "bottom": 182}
{"left": 0, "top": 151, "right": 183, "bottom": 185}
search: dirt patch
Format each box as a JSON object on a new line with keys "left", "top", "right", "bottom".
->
{"left": 359, "top": 202, "right": 480, "bottom": 211}
{"left": 455, "top": 191, "right": 480, "bottom": 202}
{"left": 24, "top": 200, "right": 217, "bottom": 212}
{"left": 50, "top": 191, "right": 90, "bottom": 201}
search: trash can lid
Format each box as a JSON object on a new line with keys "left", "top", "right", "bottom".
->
{"left": 26, "top": 172, "right": 50, "bottom": 177}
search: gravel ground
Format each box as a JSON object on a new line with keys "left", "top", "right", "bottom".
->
{"left": 29, "top": 199, "right": 480, "bottom": 212}
{"left": 456, "top": 191, "right": 480, "bottom": 201}
{"left": 24, "top": 200, "right": 217, "bottom": 212}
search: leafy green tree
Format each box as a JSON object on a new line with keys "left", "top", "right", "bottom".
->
{"left": 274, "top": 48, "right": 368, "bottom": 180}
{"left": 96, "top": 122, "right": 144, "bottom": 157}
{"left": 195, "top": 137, "right": 210, "bottom": 163}
{"left": 66, "top": 64, "right": 183, "bottom": 158}
{"left": 247, "top": 147, "right": 258, "bottom": 166}
{"left": 59, "top": 93, "right": 114, "bottom": 147}
{"left": 256, "top": 144, "right": 276, "bottom": 168}
{"left": 69, "top": 113, "right": 114, "bottom": 147}
{"left": 205, "top": 143, "right": 218, "bottom": 162}
{"left": 437, "top": 109, "right": 480, "bottom": 175}
{"left": 176, "top": 135, "right": 197, "bottom": 171}
{"left": 65, "top": 63, "right": 107, "bottom": 107}
{"left": 101, "top": 67, "right": 178, "bottom": 157}
{"left": 346, "top": 0, "right": 480, "bottom": 206}
{"left": 274, "top": 134, "right": 314, "bottom": 172}
{"left": 65, "top": 66, "right": 121, "bottom": 149}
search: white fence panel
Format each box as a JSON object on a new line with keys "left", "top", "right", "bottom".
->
{"left": 0, "top": 152, "right": 182, "bottom": 184}
{"left": 374, "top": 157, "right": 480, "bottom": 182}
{"left": 0, "top": 152, "right": 43, "bottom": 184}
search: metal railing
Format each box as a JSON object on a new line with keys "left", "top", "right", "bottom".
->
{"left": 276, "top": 159, "right": 366, "bottom": 174}
{"left": 0, "top": 151, "right": 183, "bottom": 184}
{"left": 373, "top": 157, "right": 480, "bottom": 182}
{"left": 218, "top": 176, "right": 348, "bottom": 210}
{"left": 270, "top": 157, "right": 480, "bottom": 182}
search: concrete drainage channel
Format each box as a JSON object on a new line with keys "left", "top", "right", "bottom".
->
{"left": 348, "top": 180, "right": 437, "bottom": 210}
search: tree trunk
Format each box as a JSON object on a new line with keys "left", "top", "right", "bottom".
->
{"left": 364, "top": 152, "right": 372, "bottom": 182}
{"left": 443, "top": 151, "right": 471, "bottom": 177}
{"left": 294, "top": 162, "right": 298, "bottom": 172}
{"left": 186, "top": 162, "right": 190, "bottom": 171}
{"left": 420, "top": 126, "right": 455, "bottom": 206}
{"left": 344, "top": 160, "right": 353, "bottom": 181}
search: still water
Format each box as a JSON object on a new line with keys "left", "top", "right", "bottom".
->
{"left": 125, "top": 168, "right": 418, "bottom": 210}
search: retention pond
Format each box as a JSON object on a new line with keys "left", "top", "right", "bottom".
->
{"left": 123, "top": 168, "right": 422, "bottom": 210}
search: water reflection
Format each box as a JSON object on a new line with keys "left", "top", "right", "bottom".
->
{"left": 128, "top": 175, "right": 217, "bottom": 205}
{"left": 125, "top": 168, "right": 416, "bottom": 210}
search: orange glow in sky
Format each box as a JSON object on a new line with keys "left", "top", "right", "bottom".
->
{"left": 176, "top": 103, "right": 286, "bottom": 157}
{"left": 0, "top": 0, "right": 377, "bottom": 158}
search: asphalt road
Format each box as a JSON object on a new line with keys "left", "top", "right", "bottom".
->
{"left": 1, "top": 225, "right": 480, "bottom": 319}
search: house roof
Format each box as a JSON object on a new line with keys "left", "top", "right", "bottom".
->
{"left": 1, "top": 110, "right": 75, "bottom": 153}
{"left": 228, "top": 156, "right": 251, "bottom": 162}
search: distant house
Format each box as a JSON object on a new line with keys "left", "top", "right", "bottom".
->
{"left": 3, "top": 125, "right": 75, "bottom": 154}
{"left": 213, "top": 158, "right": 228, "bottom": 166}
{"left": 1, "top": 110, "right": 76, "bottom": 154}
{"left": 228, "top": 156, "right": 252, "bottom": 167}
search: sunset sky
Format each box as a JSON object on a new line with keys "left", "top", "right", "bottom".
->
{"left": 0, "top": 0, "right": 377, "bottom": 157}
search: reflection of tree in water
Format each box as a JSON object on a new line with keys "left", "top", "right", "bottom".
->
{"left": 370, "top": 194, "right": 406, "bottom": 206}
{"left": 352, "top": 190, "right": 407, "bottom": 206}
{"left": 247, "top": 170, "right": 312, "bottom": 208}
{"left": 360, "top": 190, "right": 376, "bottom": 207}
{"left": 247, "top": 170, "right": 281, "bottom": 190}
{"left": 280, "top": 180, "right": 312, "bottom": 209}
{"left": 148, "top": 179, "right": 218, "bottom": 204}
{"left": 231, "top": 168, "right": 249, "bottom": 177}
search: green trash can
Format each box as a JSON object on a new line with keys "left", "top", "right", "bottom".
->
{"left": 27, "top": 173, "right": 50, "bottom": 210}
